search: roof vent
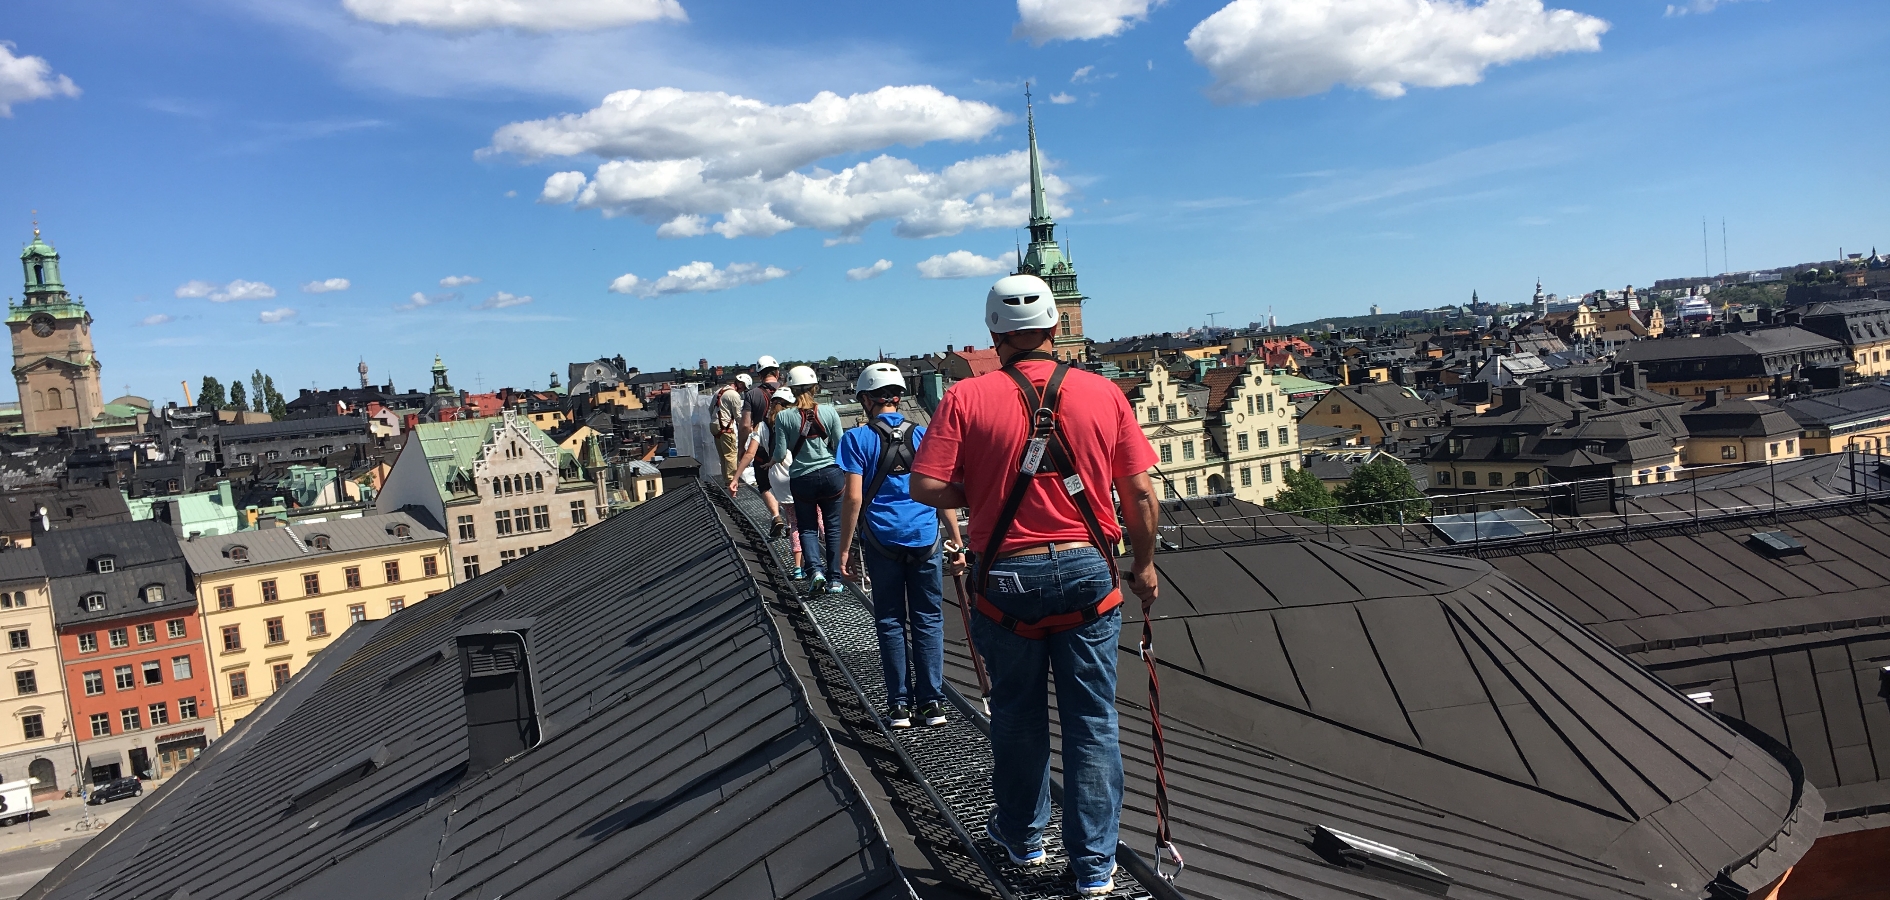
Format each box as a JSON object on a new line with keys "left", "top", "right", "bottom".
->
{"left": 1687, "top": 690, "right": 1714, "bottom": 711}
{"left": 1748, "top": 531, "right": 1806, "bottom": 557}
{"left": 456, "top": 619, "right": 540, "bottom": 773}
{"left": 287, "top": 743, "right": 390, "bottom": 811}
{"left": 1310, "top": 825, "right": 1452, "bottom": 896}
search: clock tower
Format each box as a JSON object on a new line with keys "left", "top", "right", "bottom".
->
{"left": 10, "top": 228, "right": 103, "bottom": 433}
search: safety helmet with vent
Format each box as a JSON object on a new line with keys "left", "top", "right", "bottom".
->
{"left": 786, "top": 365, "right": 819, "bottom": 388}
{"left": 985, "top": 274, "right": 1058, "bottom": 334}
{"left": 854, "top": 363, "right": 905, "bottom": 396}
{"left": 735, "top": 373, "right": 752, "bottom": 388}
{"left": 756, "top": 355, "right": 779, "bottom": 371}
{"left": 771, "top": 388, "right": 793, "bottom": 404}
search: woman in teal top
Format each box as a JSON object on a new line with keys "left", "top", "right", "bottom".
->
{"left": 771, "top": 365, "right": 847, "bottom": 593}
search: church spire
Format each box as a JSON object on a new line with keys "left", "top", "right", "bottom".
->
{"left": 1026, "top": 83, "right": 1050, "bottom": 229}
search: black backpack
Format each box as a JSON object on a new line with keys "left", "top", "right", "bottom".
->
{"left": 857, "top": 420, "right": 933, "bottom": 562}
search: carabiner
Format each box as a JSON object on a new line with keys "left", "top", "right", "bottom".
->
{"left": 1155, "top": 840, "right": 1185, "bottom": 882}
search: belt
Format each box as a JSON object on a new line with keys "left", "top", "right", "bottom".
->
{"left": 994, "top": 541, "right": 1093, "bottom": 561}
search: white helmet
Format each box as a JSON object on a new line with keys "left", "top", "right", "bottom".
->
{"left": 855, "top": 363, "right": 904, "bottom": 396}
{"left": 771, "top": 388, "right": 794, "bottom": 404}
{"left": 735, "top": 373, "right": 752, "bottom": 388}
{"left": 985, "top": 274, "right": 1058, "bottom": 333}
{"left": 785, "top": 365, "right": 819, "bottom": 388}
{"left": 756, "top": 355, "right": 779, "bottom": 371}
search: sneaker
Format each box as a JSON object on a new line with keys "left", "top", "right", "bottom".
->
{"left": 769, "top": 519, "right": 788, "bottom": 539}
{"left": 788, "top": 565, "right": 805, "bottom": 581}
{"left": 826, "top": 578, "right": 846, "bottom": 594}
{"left": 1075, "top": 871, "right": 1116, "bottom": 896}
{"left": 886, "top": 704, "right": 912, "bottom": 729}
{"left": 984, "top": 811, "right": 1046, "bottom": 867}
{"left": 809, "top": 572, "right": 826, "bottom": 593}
{"left": 919, "top": 701, "right": 948, "bottom": 727}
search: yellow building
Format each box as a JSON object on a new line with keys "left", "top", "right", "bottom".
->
{"left": 1098, "top": 334, "right": 1227, "bottom": 373}
{"left": 1118, "top": 362, "right": 1302, "bottom": 505}
{"left": 0, "top": 551, "right": 74, "bottom": 793}
{"left": 182, "top": 512, "right": 451, "bottom": 730}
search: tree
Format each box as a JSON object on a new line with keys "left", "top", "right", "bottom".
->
{"left": 262, "top": 375, "right": 287, "bottom": 419}
{"left": 250, "top": 370, "right": 267, "bottom": 412}
{"left": 1269, "top": 466, "right": 1341, "bottom": 524}
{"left": 1334, "top": 457, "right": 1431, "bottom": 525}
{"left": 228, "top": 380, "right": 247, "bottom": 412}
{"left": 198, "top": 377, "right": 226, "bottom": 410}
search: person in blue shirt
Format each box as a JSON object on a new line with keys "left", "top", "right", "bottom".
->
{"left": 838, "top": 363, "right": 965, "bottom": 729}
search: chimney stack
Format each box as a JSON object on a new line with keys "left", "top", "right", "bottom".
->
{"left": 457, "top": 620, "right": 541, "bottom": 773}
{"left": 1702, "top": 388, "right": 1725, "bottom": 408}
{"left": 1500, "top": 385, "right": 1527, "bottom": 410}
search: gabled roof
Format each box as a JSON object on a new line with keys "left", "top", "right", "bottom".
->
{"left": 408, "top": 416, "right": 569, "bottom": 499}
{"left": 40, "top": 520, "right": 196, "bottom": 627}
{"left": 1199, "top": 367, "right": 1242, "bottom": 415}
{"left": 219, "top": 415, "right": 371, "bottom": 443}
{"left": 1321, "top": 382, "right": 1435, "bottom": 422}
{"left": 1617, "top": 327, "right": 1842, "bottom": 363}
{"left": 1778, "top": 381, "right": 1890, "bottom": 428}
{"left": 946, "top": 346, "right": 1001, "bottom": 376}
{"left": 180, "top": 511, "right": 444, "bottom": 575}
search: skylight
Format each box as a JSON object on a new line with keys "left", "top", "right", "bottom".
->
{"left": 1310, "top": 825, "right": 1452, "bottom": 896}
{"left": 1429, "top": 508, "right": 1553, "bottom": 543}
{"left": 1747, "top": 531, "right": 1807, "bottom": 557}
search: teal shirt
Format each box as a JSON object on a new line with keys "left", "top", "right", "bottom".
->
{"left": 771, "top": 404, "right": 844, "bottom": 478}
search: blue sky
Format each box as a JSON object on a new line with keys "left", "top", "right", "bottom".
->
{"left": 0, "top": 0, "right": 1883, "bottom": 402}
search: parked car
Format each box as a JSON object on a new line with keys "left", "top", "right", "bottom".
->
{"left": 86, "top": 777, "right": 141, "bottom": 805}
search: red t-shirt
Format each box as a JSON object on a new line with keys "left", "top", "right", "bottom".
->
{"left": 912, "top": 359, "right": 1156, "bottom": 557}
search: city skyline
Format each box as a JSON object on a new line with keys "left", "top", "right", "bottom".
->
{"left": 0, "top": 0, "right": 1884, "bottom": 400}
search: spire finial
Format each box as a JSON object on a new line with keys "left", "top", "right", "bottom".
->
{"left": 29, "top": 209, "right": 37, "bottom": 240}
{"left": 1025, "top": 84, "right": 1049, "bottom": 227}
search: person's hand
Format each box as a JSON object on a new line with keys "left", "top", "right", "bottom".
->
{"left": 726, "top": 478, "right": 740, "bottom": 497}
{"left": 1128, "top": 560, "right": 1158, "bottom": 613}
{"left": 941, "top": 543, "right": 966, "bottom": 576}
{"left": 839, "top": 548, "right": 859, "bottom": 584}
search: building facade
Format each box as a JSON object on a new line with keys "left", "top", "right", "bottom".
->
{"left": 181, "top": 512, "right": 450, "bottom": 731}
{"left": 10, "top": 230, "right": 105, "bottom": 435}
{"left": 1298, "top": 382, "right": 1441, "bottom": 447}
{"left": 1201, "top": 362, "right": 1302, "bottom": 505}
{"left": 0, "top": 550, "right": 75, "bottom": 794}
{"left": 1783, "top": 298, "right": 1890, "bottom": 379}
{"left": 1616, "top": 327, "right": 1851, "bottom": 399}
{"left": 217, "top": 416, "right": 373, "bottom": 468}
{"left": 1779, "top": 382, "right": 1890, "bottom": 454}
{"left": 1013, "top": 93, "right": 1087, "bottom": 363}
{"left": 43, "top": 521, "right": 215, "bottom": 785}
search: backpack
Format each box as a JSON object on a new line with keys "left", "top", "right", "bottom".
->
{"left": 790, "top": 407, "right": 829, "bottom": 458}
{"left": 856, "top": 420, "right": 934, "bottom": 563}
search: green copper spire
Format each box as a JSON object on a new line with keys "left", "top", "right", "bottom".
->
{"left": 1026, "top": 84, "right": 1050, "bottom": 229}
{"left": 20, "top": 226, "right": 65, "bottom": 299}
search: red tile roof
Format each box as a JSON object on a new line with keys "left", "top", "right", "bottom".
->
{"left": 949, "top": 347, "right": 1003, "bottom": 377}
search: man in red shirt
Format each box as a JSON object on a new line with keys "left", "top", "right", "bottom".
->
{"left": 911, "top": 274, "right": 1158, "bottom": 895}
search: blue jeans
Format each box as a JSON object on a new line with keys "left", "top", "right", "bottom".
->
{"left": 970, "top": 545, "right": 1121, "bottom": 883}
{"left": 864, "top": 544, "right": 946, "bottom": 708}
{"left": 790, "top": 465, "right": 844, "bottom": 578}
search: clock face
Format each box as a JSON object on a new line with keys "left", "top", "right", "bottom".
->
{"left": 29, "top": 317, "right": 53, "bottom": 338}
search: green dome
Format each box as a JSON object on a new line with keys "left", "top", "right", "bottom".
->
{"left": 19, "top": 234, "right": 55, "bottom": 260}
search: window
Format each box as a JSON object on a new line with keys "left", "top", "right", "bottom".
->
{"left": 13, "top": 670, "right": 34, "bottom": 695}
{"left": 229, "top": 671, "right": 248, "bottom": 699}
{"left": 1513, "top": 472, "right": 1530, "bottom": 487}
{"left": 1185, "top": 476, "right": 1199, "bottom": 496}
{"left": 1163, "top": 480, "right": 1177, "bottom": 500}
{"left": 308, "top": 610, "right": 327, "bottom": 637}
{"left": 1331, "top": 404, "right": 1341, "bottom": 414}
{"left": 1246, "top": 396, "right": 1255, "bottom": 415}
{"left": 167, "top": 618, "right": 187, "bottom": 639}
{"left": 136, "top": 623, "right": 156, "bottom": 644}
{"left": 142, "top": 584, "right": 164, "bottom": 603}
{"left": 1165, "top": 404, "right": 1178, "bottom": 420}
{"left": 1237, "top": 432, "right": 1249, "bottom": 452}
{"left": 1182, "top": 441, "right": 1195, "bottom": 461}
{"left": 261, "top": 579, "right": 278, "bottom": 603}
{"left": 1146, "top": 407, "right": 1158, "bottom": 424}
{"left": 349, "top": 603, "right": 366, "bottom": 624}
{"left": 216, "top": 585, "right": 234, "bottom": 609}
{"left": 1462, "top": 471, "right": 1477, "bottom": 486}
{"left": 94, "top": 557, "right": 115, "bottom": 574}
{"left": 570, "top": 501, "right": 588, "bottom": 527}
{"left": 78, "top": 632, "right": 97, "bottom": 653}
{"left": 1488, "top": 472, "right": 1503, "bottom": 487}
{"left": 108, "top": 628, "right": 128, "bottom": 649}
{"left": 457, "top": 515, "right": 476, "bottom": 542}
{"left": 344, "top": 567, "right": 361, "bottom": 589}
{"left": 1502, "top": 436, "right": 1521, "bottom": 456}
{"left": 113, "top": 665, "right": 133, "bottom": 691}
{"left": 384, "top": 560, "right": 401, "bottom": 583}
{"left": 84, "top": 593, "right": 105, "bottom": 612}
{"left": 272, "top": 662, "right": 291, "bottom": 689}
{"left": 235, "top": 453, "right": 252, "bottom": 465}
{"left": 6, "top": 630, "right": 26, "bottom": 651}
{"left": 142, "top": 660, "right": 162, "bottom": 685}
{"left": 1787, "top": 439, "right": 1795, "bottom": 453}
{"left": 423, "top": 555, "right": 439, "bottom": 578}
{"left": 1721, "top": 445, "right": 1738, "bottom": 460}
{"left": 1278, "top": 427, "right": 1290, "bottom": 446}
{"left": 302, "top": 573, "right": 320, "bottom": 596}
{"left": 388, "top": 598, "right": 405, "bottom": 614}
{"left": 500, "top": 549, "right": 517, "bottom": 565}
{"left": 172, "top": 655, "right": 192, "bottom": 680}
{"left": 533, "top": 505, "right": 550, "bottom": 531}
{"left": 463, "top": 556, "right": 481, "bottom": 581}
{"left": 1262, "top": 463, "right": 1274, "bottom": 484}
{"left": 1258, "top": 430, "right": 1271, "bottom": 449}
{"left": 82, "top": 670, "right": 103, "bottom": 696}
{"left": 1267, "top": 393, "right": 1276, "bottom": 413}
{"left": 308, "top": 533, "right": 330, "bottom": 551}
{"left": 265, "top": 618, "right": 285, "bottom": 644}
{"left": 393, "top": 522, "right": 410, "bottom": 539}
{"left": 221, "top": 625, "right": 241, "bottom": 652}
{"left": 1280, "top": 459, "right": 1291, "bottom": 472}
{"left": 1159, "top": 443, "right": 1172, "bottom": 464}
{"left": 1240, "top": 467, "right": 1252, "bottom": 487}
{"left": 178, "top": 696, "right": 198, "bottom": 719}
{"left": 21, "top": 714, "right": 42, "bottom": 740}
{"left": 89, "top": 713, "right": 111, "bottom": 737}
{"left": 494, "top": 510, "right": 512, "bottom": 536}
{"left": 1436, "top": 471, "right": 1452, "bottom": 486}
{"left": 1769, "top": 442, "right": 1780, "bottom": 458}
{"left": 513, "top": 508, "right": 531, "bottom": 533}
{"left": 148, "top": 702, "right": 169, "bottom": 726}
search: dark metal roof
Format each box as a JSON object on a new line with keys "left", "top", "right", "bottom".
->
{"left": 27, "top": 486, "right": 904, "bottom": 900}
{"left": 218, "top": 415, "right": 371, "bottom": 442}
{"left": 0, "top": 486, "right": 132, "bottom": 534}
{"left": 40, "top": 520, "right": 198, "bottom": 627}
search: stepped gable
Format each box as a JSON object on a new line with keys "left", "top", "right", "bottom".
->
{"left": 27, "top": 486, "right": 903, "bottom": 900}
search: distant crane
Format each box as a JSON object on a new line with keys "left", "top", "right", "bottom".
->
{"left": 1205, "top": 311, "right": 1225, "bottom": 330}
{"left": 180, "top": 380, "right": 192, "bottom": 406}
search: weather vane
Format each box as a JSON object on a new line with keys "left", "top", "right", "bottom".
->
{"left": 30, "top": 209, "right": 38, "bottom": 239}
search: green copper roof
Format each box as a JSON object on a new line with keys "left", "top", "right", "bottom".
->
{"left": 1026, "top": 91, "right": 1049, "bottom": 226}
{"left": 411, "top": 415, "right": 573, "bottom": 499}
{"left": 19, "top": 234, "right": 55, "bottom": 261}
{"left": 1275, "top": 373, "right": 1338, "bottom": 396}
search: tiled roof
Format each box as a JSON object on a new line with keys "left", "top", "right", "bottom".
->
{"left": 1779, "top": 382, "right": 1890, "bottom": 428}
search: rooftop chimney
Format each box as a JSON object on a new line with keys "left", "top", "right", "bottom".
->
{"left": 1701, "top": 388, "right": 1725, "bottom": 408}
{"left": 1600, "top": 372, "right": 1618, "bottom": 394}
{"left": 456, "top": 619, "right": 541, "bottom": 773}
{"left": 1579, "top": 375, "right": 1603, "bottom": 399}
{"left": 1500, "top": 385, "right": 1527, "bottom": 410}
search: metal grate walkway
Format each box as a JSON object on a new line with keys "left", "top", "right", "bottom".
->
{"left": 723, "top": 487, "right": 1164, "bottom": 900}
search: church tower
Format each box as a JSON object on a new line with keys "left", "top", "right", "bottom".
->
{"left": 1014, "top": 89, "right": 1088, "bottom": 363}
{"left": 10, "top": 228, "right": 103, "bottom": 433}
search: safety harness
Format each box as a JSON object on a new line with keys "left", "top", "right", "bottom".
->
{"left": 966, "top": 350, "right": 1183, "bottom": 883}
{"left": 855, "top": 418, "right": 939, "bottom": 565}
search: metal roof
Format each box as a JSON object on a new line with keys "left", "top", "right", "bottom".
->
{"left": 179, "top": 510, "right": 444, "bottom": 575}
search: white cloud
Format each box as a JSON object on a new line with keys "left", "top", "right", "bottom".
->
{"left": 439, "top": 275, "right": 481, "bottom": 287}
{"left": 475, "top": 291, "right": 534, "bottom": 309}
{"left": 258, "top": 308, "right": 298, "bottom": 324}
{"left": 1016, "top": 0, "right": 1163, "bottom": 44}
{"left": 495, "top": 85, "right": 1066, "bottom": 241}
{"left": 504, "top": 189, "right": 519, "bottom": 197}
{"left": 301, "top": 277, "right": 352, "bottom": 293}
{"left": 1049, "top": 92, "right": 1077, "bottom": 104}
{"left": 1072, "top": 65, "right": 1095, "bottom": 82}
{"left": 916, "top": 251, "right": 1008, "bottom": 280}
{"left": 179, "top": 279, "right": 279, "bottom": 302}
{"left": 609, "top": 261, "right": 789, "bottom": 298}
{"left": 846, "top": 259, "right": 894, "bottom": 281}
{"left": 1185, "top": 0, "right": 1609, "bottom": 104}
{"left": 0, "top": 42, "right": 80, "bottom": 117}
{"left": 398, "top": 291, "right": 461, "bottom": 310}
{"left": 823, "top": 234, "right": 863, "bottom": 247}
{"left": 341, "top": 0, "right": 685, "bottom": 31}
{"left": 1665, "top": 0, "right": 1758, "bottom": 15}
{"left": 137, "top": 314, "right": 174, "bottom": 327}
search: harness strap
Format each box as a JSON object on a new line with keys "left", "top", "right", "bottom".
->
{"left": 856, "top": 420, "right": 936, "bottom": 565}
{"left": 974, "top": 588, "right": 1122, "bottom": 640}
{"left": 1141, "top": 612, "right": 1183, "bottom": 882}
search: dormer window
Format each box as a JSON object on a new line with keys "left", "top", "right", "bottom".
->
{"left": 228, "top": 546, "right": 249, "bottom": 562}
{"left": 82, "top": 593, "right": 105, "bottom": 612}
{"left": 93, "top": 557, "right": 115, "bottom": 574}
{"left": 392, "top": 523, "right": 411, "bottom": 538}
{"left": 142, "top": 584, "right": 165, "bottom": 604}
{"left": 309, "top": 535, "right": 331, "bottom": 551}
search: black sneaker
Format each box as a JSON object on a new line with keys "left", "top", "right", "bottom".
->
{"left": 769, "top": 519, "right": 788, "bottom": 539}
{"left": 919, "top": 701, "right": 948, "bottom": 727}
{"left": 886, "top": 704, "right": 912, "bottom": 729}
